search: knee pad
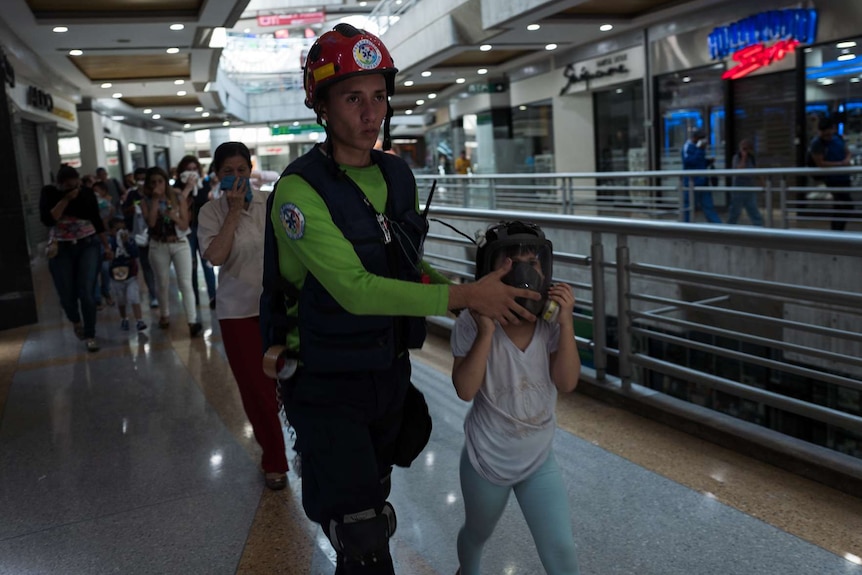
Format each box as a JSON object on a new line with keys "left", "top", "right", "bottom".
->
{"left": 328, "top": 502, "right": 397, "bottom": 567}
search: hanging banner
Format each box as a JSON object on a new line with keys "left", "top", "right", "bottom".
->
{"left": 257, "top": 12, "right": 325, "bottom": 27}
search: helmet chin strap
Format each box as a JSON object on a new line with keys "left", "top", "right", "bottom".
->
{"left": 382, "top": 102, "right": 393, "bottom": 151}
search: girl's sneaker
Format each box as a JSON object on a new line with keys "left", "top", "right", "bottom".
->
{"left": 86, "top": 339, "right": 100, "bottom": 353}
{"left": 120, "top": 318, "right": 129, "bottom": 331}
{"left": 136, "top": 320, "right": 147, "bottom": 331}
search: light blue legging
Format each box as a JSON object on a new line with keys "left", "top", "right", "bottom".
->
{"left": 457, "top": 447, "right": 580, "bottom": 575}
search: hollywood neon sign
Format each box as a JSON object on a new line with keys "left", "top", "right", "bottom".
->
{"left": 708, "top": 9, "right": 818, "bottom": 80}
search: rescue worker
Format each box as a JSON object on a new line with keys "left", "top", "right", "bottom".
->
{"left": 265, "top": 23, "right": 539, "bottom": 574}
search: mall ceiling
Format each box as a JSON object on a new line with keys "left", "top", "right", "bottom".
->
{"left": 0, "top": 0, "right": 708, "bottom": 134}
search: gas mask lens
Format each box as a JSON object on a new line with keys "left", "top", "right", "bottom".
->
{"left": 491, "top": 243, "right": 557, "bottom": 321}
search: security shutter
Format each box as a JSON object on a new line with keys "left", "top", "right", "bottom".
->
{"left": 16, "top": 120, "right": 47, "bottom": 249}
{"left": 731, "top": 71, "right": 797, "bottom": 168}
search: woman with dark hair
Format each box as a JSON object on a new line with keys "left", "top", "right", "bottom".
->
{"left": 174, "top": 154, "right": 217, "bottom": 309}
{"left": 140, "top": 166, "right": 202, "bottom": 336}
{"left": 197, "top": 142, "right": 288, "bottom": 490}
{"left": 39, "top": 164, "right": 113, "bottom": 352}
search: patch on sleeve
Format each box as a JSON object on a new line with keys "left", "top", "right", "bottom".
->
{"left": 280, "top": 203, "right": 306, "bottom": 240}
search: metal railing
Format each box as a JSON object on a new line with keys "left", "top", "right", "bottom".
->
{"left": 420, "top": 206, "right": 862, "bottom": 486}
{"left": 414, "top": 166, "right": 862, "bottom": 231}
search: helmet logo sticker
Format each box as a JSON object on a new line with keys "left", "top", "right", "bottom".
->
{"left": 353, "top": 38, "right": 382, "bottom": 70}
{"left": 280, "top": 202, "right": 306, "bottom": 240}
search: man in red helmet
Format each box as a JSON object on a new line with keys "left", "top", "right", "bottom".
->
{"left": 263, "top": 23, "right": 539, "bottom": 574}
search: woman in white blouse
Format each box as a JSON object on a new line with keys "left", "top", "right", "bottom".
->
{"left": 197, "top": 142, "right": 288, "bottom": 490}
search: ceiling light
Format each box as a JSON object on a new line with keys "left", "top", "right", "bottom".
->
{"left": 183, "top": 123, "right": 191, "bottom": 128}
{"left": 682, "top": 76, "right": 691, "bottom": 83}
{"left": 527, "top": 24, "right": 540, "bottom": 31}
{"left": 194, "top": 106, "right": 203, "bottom": 112}
{"left": 519, "top": 105, "right": 527, "bottom": 111}
{"left": 405, "top": 110, "right": 413, "bottom": 115}
{"left": 223, "top": 121, "right": 230, "bottom": 126}
{"left": 177, "top": 90, "right": 187, "bottom": 96}
{"left": 852, "top": 78, "right": 861, "bottom": 83}
{"left": 804, "top": 47, "right": 813, "bottom": 53}
{"left": 819, "top": 78, "right": 835, "bottom": 85}
{"left": 477, "top": 68, "right": 488, "bottom": 75}
{"left": 616, "top": 88, "right": 623, "bottom": 94}
{"left": 600, "top": 24, "right": 614, "bottom": 32}
{"left": 166, "top": 47, "right": 179, "bottom": 54}
{"left": 404, "top": 80, "right": 414, "bottom": 87}
{"left": 421, "top": 71, "right": 432, "bottom": 77}
{"left": 310, "top": 132, "right": 320, "bottom": 140}
{"left": 480, "top": 44, "right": 492, "bottom": 52}
{"left": 243, "top": 28, "right": 250, "bottom": 33}
{"left": 396, "top": 0, "right": 402, "bottom": 4}
{"left": 359, "top": 1, "right": 367, "bottom": 5}
{"left": 416, "top": 99, "right": 425, "bottom": 105}
{"left": 111, "top": 115, "right": 125, "bottom": 120}
{"left": 838, "top": 53, "right": 856, "bottom": 61}
{"left": 174, "top": 79, "right": 184, "bottom": 85}
{"left": 545, "top": 43, "right": 557, "bottom": 50}
{"left": 293, "top": 121, "right": 300, "bottom": 126}
{"left": 53, "top": 26, "right": 68, "bottom": 33}
{"left": 202, "top": 112, "right": 210, "bottom": 117}
{"left": 456, "top": 78, "right": 466, "bottom": 84}
{"left": 837, "top": 41, "right": 857, "bottom": 49}
{"left": 428, "top": 93, "right": 437, "bottom": 99}
{"left": 112, "top": 93, "right": 122, "bottom": 98}
{"left": 100, "top": 82, "right": 112, "bottom": 88}
{"left": 143, "top": 108, "right": 152, "bottom": 114}
{"left": 170, "top": 24, "right": 184, "bottom": 31}
{"left": 69, "top": 49, "right": 83, "bottom": 56}
{"left": 209, "top": 27, "right": 227, "bottom": 48}
{"left": 152, "top": 114, "right": 161, "bottom": 119}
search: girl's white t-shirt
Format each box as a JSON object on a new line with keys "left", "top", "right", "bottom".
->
{"left": 451, "top": 309, "right": 560, "bottom": 485}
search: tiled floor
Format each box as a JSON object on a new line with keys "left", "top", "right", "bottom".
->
{"left": 1, "top": 263, "right": 861, "bottom": 574}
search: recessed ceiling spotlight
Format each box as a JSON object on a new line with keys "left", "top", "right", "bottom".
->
{"left": 421, "top": 71, "right": 432, "bottom": 77}
{"left": 152, "top": 114, "right": 161, "bottom": 119}
{"left": 202, "top": 112, "right": 210, "bottom": 117}
{"left": 111, "top": 115, "right": 125, "bottom": 120}
{"left": 243, "top": 28, "right": 250, "bottom": 33}
{"left": 170, "top": 24, "right": 184, "bottom": 31}
{"left": 174, "top": 79, "right": 184, "bottom": 85}
{"left": 477, "top": 68, "right": 488, "bottom": 75}
{"left": 545, "top": 43, "right": 557, "bottom": 50}
{"left": 405, "top": 110, "right": 413, "bottom": 115}
{"left": 177, "top": 90, "right": 187, "bottom": 96}
{"left": 166, "top": 47, "right": 180, "bottom": 54}
{"left": 183, "top": 123, "right": 191, "bottom": 128}
{"left": 112, "top": 92, "right": 122, "bottom": 98}
{"left": 404, "top": 80, "right": 414, "bottom": 86}
{"left": 456, "top": 78, "right": 466, "bottom": 84}
{"left": 837, "top": 41, "right": 857, "bottom": 49}
{"left": 359, "top": 1, "right": 367, "bottom": 5}
{"left": 600, "top": 24, "right": 613, "bottom": 32}
{"left": 144, "top": 108, "right": 153, "bottom": 114}
{"left": 616, "top": 88, "right": 624, "bottom": 94}
{"left": 480, "top": 44, "right": 492, "bottom": 51}
{"left": 223, "top": 120, "right": 230, "bottom": 126}
{"left": 293, "top": 120, "right": 300, "bottom": 126}
{"left": 519, "top": 105, "right": 527, "bottom": 111}
{"left": 53, "top": 26, "right": 68, "bottom": 33}
{"left": 682, "top": 76, "right": 691, "bottom": 83}
{"left": 416, "top": 99, "right": 425, "bottom": 105}
{"left": 838, "top": 53, "right": 856, "bottom": 61}
{"left": 852, "top": 78, "right": 861, "bottom": 83}
{"left": 527, "top": 24, "right": 540, "bottom": 31}
{"left": 428, "top": 93, "right": 437, "bottom": 99}
{"left": 69, "top": 49, "right": 83, "bottom": 56}
{"left": 194, "top": 106, "right": 203, "bottom": 112}
{"left": 101, "top": 82, "right": 112, "bottom": 88}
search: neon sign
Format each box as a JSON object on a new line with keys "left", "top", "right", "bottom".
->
{"left": 708, "top": 9, "right": 817, "bottom": 80}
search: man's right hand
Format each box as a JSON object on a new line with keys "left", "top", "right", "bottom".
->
{"left": 449, "top": 258, "right": 539, "bottom": 325}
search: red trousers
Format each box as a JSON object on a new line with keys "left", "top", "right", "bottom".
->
{"left": 219, "top": 316, "right": 288, "bottom": 473}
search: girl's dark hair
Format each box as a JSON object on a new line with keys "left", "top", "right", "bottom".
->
{"left": 212, "top": 142, "right": 252, "bottom": 173}
{"left": 57, "top": 164, "right": 79, "bottom": 184}
{"left": 176, "top": 154, "right": 201, "bottom": 175}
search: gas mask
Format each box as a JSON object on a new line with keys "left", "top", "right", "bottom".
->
{"left": 475, "top": 221, "right": 558, "bottom": 322}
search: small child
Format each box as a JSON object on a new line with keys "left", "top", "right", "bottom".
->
{"left": 451, "top": 221, "right": 581, "bottom": 575}
{"left": 108, "top": 218, "right": 147, "bottom": 332}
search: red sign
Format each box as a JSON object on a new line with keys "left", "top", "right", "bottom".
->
{"left": 257, "top": 12, "right": 325, "bottom": 27}
{"left": 722, "top": 38, "right": 800, "bottom": 80}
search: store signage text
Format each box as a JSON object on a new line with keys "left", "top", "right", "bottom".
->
{"left": 560, "top": 52, "right": 629, "bottom": 95}
{"left": 467, "top": 81, "right": 507, "bottom": 94}
{"left": 708, "top": 9, "right": 817, "bottom": 80}
{"left": 271, "top": 123, "right": 324, "bottom": 136}
{"left": 257, "top": 12, "right": 325, "bottom": 27}
{"left": 27, "top": 86, "right": 53, "bottom": 112}
{"left": 1, "top": 46, "right": 15, "bottom": 88}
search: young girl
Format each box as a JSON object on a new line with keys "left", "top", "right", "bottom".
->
{"left": 451, "top": 221, "right": 581, "bottom": 575}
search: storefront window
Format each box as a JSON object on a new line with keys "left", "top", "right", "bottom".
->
{"left": 59, "top": 136, "right": 81, "bottom": 169}
{"left": 423, "top": 123, "right": 454, "bottom": 175}
{"left": 154, "top": 147, "right": 170, "bottom": 173}
{"left": 129, "top": 142, "right": 147, "bottom": 171}
{"left": 103, "top": 137, "right": 125, "bottom": 181}
{"left": 512, "top": 101, "right": 554, "bottom": 173}
{"left": 594, "top": 82, "right": 645, "bottom": 173}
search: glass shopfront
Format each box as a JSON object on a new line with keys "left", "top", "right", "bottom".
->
{"left": 512, "top": 100, "right": 554, "bottom": 173}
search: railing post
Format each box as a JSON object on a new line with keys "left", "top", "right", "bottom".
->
{"left": 590, "top": 232, "right": 607, "bottom": 381}
{"left": 779, "top": 177, "right": 789, "bottom": 229}
{"left": 463, "top": 177, "right": 471, "bottom": 208}
{"left": 616, "top": 234, "right": 632, "bottom": 390}
{"left": 488, "top": 178, "right": 496, "bottom": 210}
{"left": 676, "top": 180, "right": 685, "bottom": 222}
{"left": 764, "top": 178, "right": 773, "bottom": 228}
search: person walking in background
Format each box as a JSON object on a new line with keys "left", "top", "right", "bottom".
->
{"left": 107, "top": 217, "right": 147, "bottom": 333}
{"left": 93, "top": 180, "right": 116, "bottom": 309}
{"left": 122, "top": 167, "right": 159, "bottom": 309}
{"left": 455, "top": 149, "right": 472, "bottom": 175}
{"left": 174, "top": 155, "right": 217, "bottom": 309}
{"left": 450, "top": 221, "right": 581, "bottom": 575}
{"left": 809, "top": 117, "right": 854, "bottom": 231}
{"left": 198, "top": 142, "right": 288, "bottom": 491}
{"left": 140, "top": 166, "right": 202, "bottom": 337}
{"left": 727, "top": 139, "right": 764, "bottom": 226}
{"left": 40, "top": 165, "right": 113, "bottom": 352}
{"left": 681, "top": 129, "right": 722, "bottom": 224}
{"left": 95, "top": 166, "right": 125, "bottom": 213}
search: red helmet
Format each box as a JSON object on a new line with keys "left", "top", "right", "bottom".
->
{"left": 303, "top": 24, "right": 397, "bottom": 109}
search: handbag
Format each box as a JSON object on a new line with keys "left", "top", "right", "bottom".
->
{"left": 45, "top": 228, "right": 58, "bottom": 259}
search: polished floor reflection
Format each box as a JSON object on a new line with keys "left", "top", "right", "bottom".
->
{"left": 1, "top": 264, "right": 861, "bottom": 574}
